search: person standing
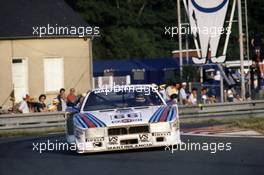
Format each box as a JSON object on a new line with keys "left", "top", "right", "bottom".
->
{"left": 201, "top": 87, "right": 208, "bottom": 104}
{"left": 57, "top": 88, "right": 67, "bottom": 111}
{"left": 67, "top": 88, "right": 77, "bottom": 107}
{"left": 18, "top": 94, "right": 30, "bottom": 113}
{"left": 251, "top": 33, "right": 264, "bottom": 78}
{"left": 179, "top": 82, "right": 188, "bottom": 104}
{"left": 167, "top": 94, "right": 178, "bottom": 106}
{"left": 166, "top": 82, "right": 180, "bottom": 102}
{"left": 188, "top": 88, "right": 198, "bottom": 105}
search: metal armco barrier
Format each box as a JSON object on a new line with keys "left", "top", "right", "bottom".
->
{"left": 179, "top": 100, "right": 264, "bottom": 119}
{"left": 1, "top": 100, "right": 264, "bottom": 133}
{"left": 0, "top": 112, "right": 66, "bottom": 133}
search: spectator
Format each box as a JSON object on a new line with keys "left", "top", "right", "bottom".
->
{"left": 188, "top": 88, "right": 198, "bottom": 105}
{"left": 234, "top": 94, "right": 243, "bottom": 102}
{"left": 37, "top": 94, "right": 48, "bottom": 112}
{"left": 167, "top": 94, "right": 178, "bottom": 106}
{"left": 166, "top": 82, "right": 180, "bottom": 101}
{"left": 166, "top": 84, "right": 176, "bottom": 98}
{"left": 57, "top": 88, "right": 67, "bottom": 111}
{"left": 226, "top": 88, "right": 234, "bottom": 102}
{"left": 18, "top": 94, "right": 31, "bottom": 113}
{"left": 179, "top": 82, "right": 188, "bottom": 104}
{"left": 201, "top": 87, "right": 208, "bottom": 104}
{"left": 48, "top": 99, "right": 59, "bottom": 112}
{"left": 67, "top": 88, "right": 77, "bottom": 107}
{"left": 251, "top": 33, "right": 264, "bottom": 78}
{"left": 251, "top": 33, "right": 262, "bottom": 52}
{"left": 158, "top": 84, "right": 167, "bottom": 100}
{"left": 214, "top": 71, "right": 221, "bottom": 81}
{"left": 208, "top": 95, "right": 216, "bottom": 104}
{"left": 75, "top": 93, "right": 87, "bottom": 109}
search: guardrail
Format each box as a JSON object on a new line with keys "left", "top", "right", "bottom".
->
{"left": 1, "top": 100, "right": 264, "bottom": 133}
{"left": 0, "top": 112, "right": 66, "bottom": 133}
{"left": 179, "top": 100, "right": 264, "bottom": 119}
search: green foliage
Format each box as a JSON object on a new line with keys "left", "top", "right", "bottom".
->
{"left": 66, "top": 0, "right": 264, "bottom": 60}
{"left": 67, "top": 0, "right": 177, "bottom": 59}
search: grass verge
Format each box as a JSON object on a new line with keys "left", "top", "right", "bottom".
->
{"left": 229, "top": 117, "right": 264, "bottom": 134}
{"left": 181, "top": 117, "right": 264, "bottom": 134}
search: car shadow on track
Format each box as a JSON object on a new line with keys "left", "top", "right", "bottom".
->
{"left": 48, "top": 146, "right": 167, "bottom": 156}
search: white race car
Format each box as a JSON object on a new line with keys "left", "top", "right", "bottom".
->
{"left": 66, "top": 84, "right": 180, "bottom": 153}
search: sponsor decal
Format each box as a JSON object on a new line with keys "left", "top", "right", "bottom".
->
{"left": 86, "top": 137, "right": 104, "bottom": 142}
{"left": 108, "top": 136, "right": 118, "bottom": 144}
{"left": 139, "top": 134, "right": 149, "bottom": 142}
{"left": 191, "top": 0, "right": 228, "bottom": 13}
{"left": 127, "top": 113, "right": 140, "bottom": 118}
{"left": 107, "top": 143, "right": 153, "bottom": 150}
{"left": 111, "top": 118, "right": 143, "bottom": 124}
{"left": 152, "top": 132, "right": 171, "bottom": 137}
{"left": 188, "top": 0, "right": 230, "bottom": 64}
{"left": 111, "top": 112, "right": 142, "bottom": 123}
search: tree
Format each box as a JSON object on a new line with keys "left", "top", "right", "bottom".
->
{"left": 65, "top": 0, "right": 264, "bottom": 60}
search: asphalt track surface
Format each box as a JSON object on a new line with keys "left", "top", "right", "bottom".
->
{"left": 0, "top": 134, "right": 263, "bottom": 175}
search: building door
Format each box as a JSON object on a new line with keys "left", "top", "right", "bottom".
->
{"left": 12, "top": 58, "right": 28, "bottom": 102}
{"left": 44, "top": 58, "right": 64, "bottom": 93}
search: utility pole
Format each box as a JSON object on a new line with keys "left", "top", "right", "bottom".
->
{"left": 89, "top": 37, "right": 94, "bottom": 89}
{"left": 177, "top": 0, "right": 183, "bottom": 78}
{"left": 237, "top": 0, "right": 246, "bottom": 100}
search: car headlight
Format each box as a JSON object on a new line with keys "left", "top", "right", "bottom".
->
{"left": 85, "top": 128, "right": 105, "bottom": 138}
{"left": 150, "top": 122, "right": 171, "bottom": 132}
{"left": 170, "top": 119, "right": 180, "bottom": 131}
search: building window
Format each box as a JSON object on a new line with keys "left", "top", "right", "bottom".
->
{"left": 132, "top": 69, "right": 145, "bottom": 80}
{"left": 44, "top": 58, "right": 64, "bottom": 92}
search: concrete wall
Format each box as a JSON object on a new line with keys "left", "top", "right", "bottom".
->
{"left": 0, "top": 38, "right": 92, "bottom": 108}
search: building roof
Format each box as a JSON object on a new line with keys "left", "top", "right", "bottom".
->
{"left": 0, "top": 0, "right": 93, "bottom": 39}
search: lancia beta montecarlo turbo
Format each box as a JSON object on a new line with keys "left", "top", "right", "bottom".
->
{"left": 66, "top": 84, "right": 181, "bottom": 153}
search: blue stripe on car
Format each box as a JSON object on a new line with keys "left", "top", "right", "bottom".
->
{"left": 169, "top": 107, "right": 177, "bottom": 121}
{"left": 84, "top": 113, "right": 102, "bottom": 127}
{"left": 75, "top": 115, "right": 88, "bottom": 128}
{"left": 86, "top": 113, "right": 106, "bottom": 127}
{"left": 154, "top": 107, "right": 166, "bottom": 122}
{"left": 91, "top": 114, "right": 106, "bottom": 127}
{"left": 166, "top": 107, "right": 173, "bottom": 122}
{"left": 149, "top": 107, "right": 163, "bottom": 123}
{"left": 73, "top": 117, "right": 82, "bottom": 128}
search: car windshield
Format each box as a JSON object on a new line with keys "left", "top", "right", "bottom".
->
{"left": 83, "top": 87, "right": 163, "bottom": 111}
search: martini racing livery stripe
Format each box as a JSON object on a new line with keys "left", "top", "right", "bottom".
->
{"left": 74, "top": 113, "right": 106, "bottom": 128}
{"left": 86, "top": 113, "right": 106, "bottom": 127}
{"left": 149, "top": 106, "right": 177, "bottom": 123}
